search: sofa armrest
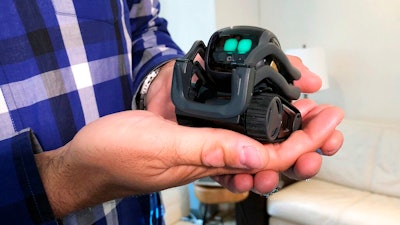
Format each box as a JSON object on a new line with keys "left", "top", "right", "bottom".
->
{"left": 268, "top": 179, "right": 400, "bottom": 225}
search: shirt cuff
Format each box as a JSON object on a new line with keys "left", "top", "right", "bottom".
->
{"left": 0, "top": 129, "right": 58, "bottom": 225}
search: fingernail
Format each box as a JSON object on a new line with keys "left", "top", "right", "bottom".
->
{"left": 240, "top": 146, "right": 263, "bottom": 169}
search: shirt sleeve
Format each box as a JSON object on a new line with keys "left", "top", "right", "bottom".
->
{"left": 127, "top": 0, "right": 185, "bottom": 92}
{"left": 0, "top": 129, "right": 58, "bottom": 225}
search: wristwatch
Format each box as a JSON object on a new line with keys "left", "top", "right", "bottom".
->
{"left": 136, "top": 67, "right": 160, "bottom": 110}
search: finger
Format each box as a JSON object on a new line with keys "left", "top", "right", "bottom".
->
{"left": 109, "top": 111, "right": 267, "bottom": 178}
{"left": 288, "top": 55, "right": 322, "bottom": 93}
{"left": 293, "top": 99, "right": 336, "bottom": 125}
{"left": 214, "top": 171, "right": 281, "bottom": 195}
{"left": 163, "top": 124, "right": 268, "bottom": 174}
{"left": 319, "top": 129, "right": 344, "bottom": 156}
{"left": 268, "top": 106, "right": 344, "bottom": 171}
{"left": 283, "top": 152, "right": 322, "bottom": 180}
{"left": 283, "top": 129, "right": 343, "bottom": 181}
{"left": 211, "top": 174, "right": 254, "bottom": 193}
{"left": 252, "top": 170, "right": 280, "bottom": 194}
{"left": 293, "top": 98, "right": 319, "bottom": 116}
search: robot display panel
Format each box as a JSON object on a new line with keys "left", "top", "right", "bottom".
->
{"left": 209, "top": 34, "right": 259, "bottom": 72}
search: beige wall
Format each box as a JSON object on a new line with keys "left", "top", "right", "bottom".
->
{"left": 214, "top": 0, "right": 260, "bottom": 28}
{"left": 162, "top": 0, "right": 400, "bottom": 123}
{"left": 159, "top": 0, "right": 216, "bottom": 52}
{"left": 216, "top": 0, "right": 400, "bottom": 122}
{"left": 259, "top": 0, "right": 400, "bottom": 123}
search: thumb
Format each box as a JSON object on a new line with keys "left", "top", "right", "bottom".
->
{"left": 159, "top": 122, "right": 269, "bottom": 172}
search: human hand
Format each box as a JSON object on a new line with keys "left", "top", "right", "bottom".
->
{"left": 211, "top": 55, "right": 344, "bottom": 194}
{"left": 211, "top": 99, "right": 344, "bottom": 194}
{"left": 36, "top": 103, "right": 342, "bottom": 218}
{"left": 145, "top": 55, "right": 344, "bottom": 194}
{"left": 284, "top": 55, "right": 344, "bottom": 179}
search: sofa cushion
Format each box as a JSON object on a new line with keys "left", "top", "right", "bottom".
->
{"left": 316, "top": 119, "right": 400, "bottom": 198}
{"left": 370, "top": 127, "right": 400, "bottom": 197}
{"left": 268, "top": 179, "right": 400, "bottom": 225}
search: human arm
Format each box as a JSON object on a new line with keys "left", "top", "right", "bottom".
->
{"left": 31, "top": 53, "right": 342, "bottom": 219}
{"left": 35, "top": 98, "right": 343, "bottom": 218}
{"left": 31, "top": 0, "right": 342, "bottom": 220}
{"left": 1, "top": 0, "right": 186, "bottom": 223}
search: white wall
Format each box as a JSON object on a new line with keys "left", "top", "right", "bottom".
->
{"left": 213, "top": 0, "right": 400, "bottom": 123}
{"left": 214, "top": 0, "right": 260, "bottom": 29}
{"left": 158, "top": 0, "right": 218, "bottom": 211}
{"left": 159, "top": 0, "right": 261, "bottom": 51}
{"left": 159, "top": 0, "right": 216, "bottom": 52}
{"left": 259, "top": 0, "right": 400, "bottom": 123}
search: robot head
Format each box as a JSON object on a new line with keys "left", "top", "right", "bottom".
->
{"left": 171, "top": 26, "right": 302, "bottom": 143}
{"left": 205, "top": 26, "right": 282, "bottom": 92}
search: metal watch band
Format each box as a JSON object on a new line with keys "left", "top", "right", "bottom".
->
{"left": 138, "top": 68, "right": 160, "bottom": 110}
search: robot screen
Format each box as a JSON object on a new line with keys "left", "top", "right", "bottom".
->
{"left": 210, "top": 35, "right": 257, "bottom": 72}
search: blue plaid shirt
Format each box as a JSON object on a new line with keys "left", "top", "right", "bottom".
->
{"left": 0, "top": 0, "right": 184, "bottom": 224}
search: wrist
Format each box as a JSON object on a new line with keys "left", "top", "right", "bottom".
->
{"left": 144, "top": 60, "right": 177, "bottom": 120}
{"left": 35, "top": 144, "right": 112, "bottom": 218}
{"left": 135, "top": 60, "right": 175, "bottom": 110}
{"left": 35, "top": 146, "right": 74, "bottom": 218}
{"left": 136, "top": 68, "right": 161, "bottom": 110}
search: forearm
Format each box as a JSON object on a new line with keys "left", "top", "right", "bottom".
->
{"left": 35, "top": 145, "right": 83, "bottom": 218}
{"left": 34, "top": 111, "right": 176, "bottom": 218}
{"left": 35, "top": 146, "right": 73, "bottom": 218}
{"left": 35, "top": 143, "right": 117, "bottom": 218}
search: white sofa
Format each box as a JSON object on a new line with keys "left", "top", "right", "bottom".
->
{"left": 267, "top": 119, "right": 400, "bottom": 225}
{"left": 161, "top": 185, "right": 193, "bottom": 225}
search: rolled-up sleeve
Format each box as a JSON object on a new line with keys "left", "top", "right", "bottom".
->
{"left": 128, "top": 0, "right": 185, "bottom": 91}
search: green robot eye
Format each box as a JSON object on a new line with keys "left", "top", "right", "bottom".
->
{"left": 237, "top": 39, "right": 252, "bottom": 54}
{"left": 223, "top": 38, "right": 238, "bottom": 52}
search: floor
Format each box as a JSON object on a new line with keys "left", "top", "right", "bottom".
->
{"left": 182, "top": 203, "right": 237, "bottom": 225}
{"left": 205, "top": 217, "right": 235, "bottom": 225}
{"left": 181, "top": 212, "right": 235, "bottom": 225}
{"left": 201, "top": 194, "right": 270, "bottom": 225}
{"left": 203, "top": 203, "right": 236, "bottom": 225}
{"left": 204, "top": 212, "right": 236, "bottom": 225}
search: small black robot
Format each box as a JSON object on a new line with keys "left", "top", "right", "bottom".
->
{"left": 171, "top": 26, "right": 302, "bottom": 143}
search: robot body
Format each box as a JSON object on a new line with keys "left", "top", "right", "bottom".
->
{"left": 172, "top": 26, "right": 302, "bottom": 143}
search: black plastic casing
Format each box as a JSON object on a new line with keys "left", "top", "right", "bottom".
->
{"left": 171, "top": 26, "right": 302, "bottom": 143}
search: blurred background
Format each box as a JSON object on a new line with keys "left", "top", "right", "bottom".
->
{"left": 159, "top": 0, "right": 400, "bottom": 222}
{"left": 160, "top": 0, "right": 400, "bottom": 123}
